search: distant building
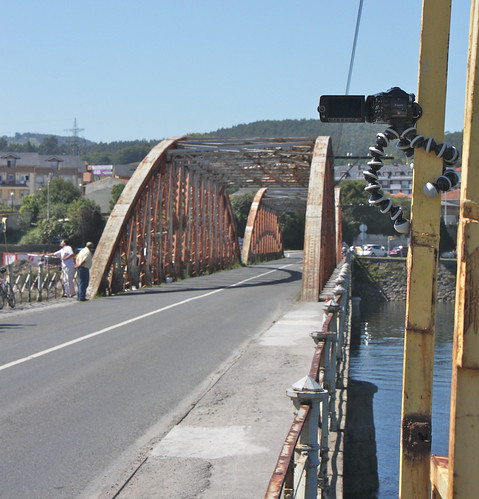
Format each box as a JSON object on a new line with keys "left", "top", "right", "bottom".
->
{"left": 335, "top": 162, "right": 461, "bottom": 224}
{"left": 335, "top": 163, "right": 415, "bottom": 195}
{"left": 84, "top": 177, "right": 127, "bottom": 213}
{"left": 82, "top": 163, "right": 138, "bottom": 186}
{"left": 0, "top": 152, "right": 85, "bottom": 206}
{"left": 112, "top": 164, "right": 138, "bottom": 180}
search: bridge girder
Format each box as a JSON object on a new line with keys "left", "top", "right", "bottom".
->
{"left": 241, "top": 187, "right": 283, "bottom": 265}
{"left": 87, "top": 138, "right": 242, "bottom": 297}
{"left": 87, "top": 136, "right": 338, "bottom": 300}
{"left": 302, "top": 137, "right": 337, "bottom": 301}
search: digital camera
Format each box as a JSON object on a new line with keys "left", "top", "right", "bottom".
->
{"left": 318, "top": 87, "right": 422, "bottom": 131}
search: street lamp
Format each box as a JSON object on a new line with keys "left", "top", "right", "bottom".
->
{"left": 10, "top": 192, "right": 14, "bottom": 211}
{"left": 47, "top": 173, "right": 52, "bottom": 220}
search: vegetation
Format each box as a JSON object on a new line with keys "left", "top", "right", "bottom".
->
{"left": 339, "top": 180, "right": 412, "bottom": 243}
{"left": 17, "top": 178, "right": 104, "bottom": 247}
{"left": 230, "top": 192, "right": 305, "bottom": 250}
{"left": 199, "top": 120, "right": 463, "bottom": 159}
{"left": 339, "top": 179, "right": 456, "bottom": 251}
{"left": 2, "top": 121, "right": 463, "bottom": 165}
{"left": 278, "top": 212, "right": 305, "bottom": 250}
{"left": 230, "top": 193, "right": 255, "bottom": 236}
{"left": 109, "top": 184, "right": 126, "bottom": 211}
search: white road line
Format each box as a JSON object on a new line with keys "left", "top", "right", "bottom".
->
{"left": 0, "top": 264, "right": 293, "bottom": 372}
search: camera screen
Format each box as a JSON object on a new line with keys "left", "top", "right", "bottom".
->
{"left": 319, "top": 95, "right": 365, "bottom": 123}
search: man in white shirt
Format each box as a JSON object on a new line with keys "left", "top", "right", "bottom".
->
{"left": 46, "top": 239, "right": 75, "bottom": 298}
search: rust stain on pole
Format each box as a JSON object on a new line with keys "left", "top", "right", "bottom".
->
{"left": 402, "top": 413, "right": 432, "bottom": 459}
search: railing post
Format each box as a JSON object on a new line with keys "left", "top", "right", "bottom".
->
{"left": 37, "top": 258, "right": 44, "bottom": 302}
{"left": 337, "top": 264, "right": 350, "bottom": 342}
{"left": 318, "top": 383, "right": 330, "bottom": 494}
{"left": 287, "top": 376, "right": 329, "bottom": 499}
{"left": 334, "top": 262, "right": 350, "bottom": 386}
{"left": 7, "top": 263, "right": 14, "bottom": 297}
{"left": 27, "top": 264, "right": 33, "bottom": 302}
{"left": 311, "top": 329, "right": 337, "bottom": 438}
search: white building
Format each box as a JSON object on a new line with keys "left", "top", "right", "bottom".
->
{"left": 0, "top": 152, "right": 86, "bottom": 206}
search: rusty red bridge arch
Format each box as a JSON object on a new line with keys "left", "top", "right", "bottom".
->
{"left": 87, "top": 136, "right": 339, "bottom": 302}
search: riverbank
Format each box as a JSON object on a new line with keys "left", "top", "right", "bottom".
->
{"left": 352, "top": 257, "right": 457, "bottom": 302}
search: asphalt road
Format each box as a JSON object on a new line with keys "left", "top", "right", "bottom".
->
{"left": 0, "top": 254, "right": 303, "bottom": 498}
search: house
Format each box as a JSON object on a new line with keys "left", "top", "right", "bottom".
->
{"left": 335, "top": 163, "right": 415, "bottom": 195}
{"left": 0, "top": 152, "right": 86, "bottom": 207}
{"left": 335, "top": 162, "right": 461, "bottom": 225}
{"left": 84, "top": 177, "right": 127, "bottom": 213}
{"left": 335, "top": 162, "right": 461, "bottom": 198}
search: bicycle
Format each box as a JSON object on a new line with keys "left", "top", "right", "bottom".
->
{"left": 0, "top": 266, "right": 16, "bottom": 309}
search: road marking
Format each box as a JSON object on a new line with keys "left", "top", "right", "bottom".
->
{"left": 0, "top": 264, "right": 294, "bottom": 372}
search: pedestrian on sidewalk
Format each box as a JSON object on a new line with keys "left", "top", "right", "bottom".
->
{"left": 74, "top": 242, "right": 94, "bottom": 301}
{"left": 44, "top": 239, "right": 76, "bottom": 298}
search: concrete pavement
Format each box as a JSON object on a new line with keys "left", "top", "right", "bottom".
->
{"left": 109, "top": 300, "right": 343, "bottom": 499}
{"left": 2, "top": 259, "right": 348, "bottom": 498}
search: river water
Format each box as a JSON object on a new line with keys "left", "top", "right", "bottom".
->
{"left": 349, "top": 301, "right": 454, "bottom": 498}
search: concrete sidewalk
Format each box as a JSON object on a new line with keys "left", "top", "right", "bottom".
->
{"left": 112, "top": 301, "right": 328, "bottom": 499}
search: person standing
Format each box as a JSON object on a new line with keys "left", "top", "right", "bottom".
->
{"left": 45, "top": 239, "right": 76, "bottom": 298}
{"left": 74, "top": 242, "right": 94, "bottom": 301}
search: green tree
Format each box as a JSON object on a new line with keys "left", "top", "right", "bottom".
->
{"left": 112, "top": 145, "right": 149, "bottom": 164}
{"left": 231, "top": 192, "right": 306, "bottom": 249}
{"left": 19, "top": 226, "right": 42, "bottom": 244}
{"left": 38, "top": 136, "right": 61, "bottom": 155}
{"left": 67, "top": 198, "right": 105, "bottom": 246}
{"left": 279, "top": 212, "right": 305, "bottom": 249}
{"left": 85, "top": 151, "right": 112, "bottom": 164}
{"left": 23, "top": 141, "right": 37, "bottom": 152}
{"left": 109, "top": 183, "right": 125, "bottom": 211}
{"left": 21, "top": 177, "right": 82, "bottom": 222}
{"left": 37, "top": 218, "right": 75, "bottom": 244}
{"left": 339, "top": 180, "right": 411, "bottom": 244}
{"left": 230, "top": 192, "right": 255, "bottom": 236}
{"left": 19, "top": 193, "right": 41, "bottom": 221}
{"left": 37, "top": 177, "right": 81, "bottom": 206}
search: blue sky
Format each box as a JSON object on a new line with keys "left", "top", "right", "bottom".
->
{"left": 0, "top": 1, "right": 471, "bottom": 143}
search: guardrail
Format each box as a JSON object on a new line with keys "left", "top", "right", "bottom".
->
{"left": 265, "top": 259, "right": 350, "bottom": 499}
{"left": 1, "top": 257, "right": 78, "bottom": 307}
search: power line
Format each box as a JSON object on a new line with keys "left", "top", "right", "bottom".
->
{"left": 345, "top": 0, "right": 364, "bottom": 95}
{"left": 335, "top": 0, "right": 364, "bottom": 156}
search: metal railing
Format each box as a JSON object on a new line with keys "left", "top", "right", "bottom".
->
{"left": 265, "top": 258, "right": 351, "bottom": 499}
{"left": 1, "top": 257, "right": 78, "bottom": 307}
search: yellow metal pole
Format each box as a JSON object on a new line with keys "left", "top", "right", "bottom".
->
{"left": 448, "top": 1, "right": 479, "bottom": 496}
{"left": 399, "top": 1, "right": 452, "bottom": 497}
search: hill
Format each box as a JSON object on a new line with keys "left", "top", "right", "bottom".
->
{"left": 2, "top": 120, "right": 463, "bottom": 164}
{"left": 197, "top": 119, "right": 463, "bottom": 159}
{"left": 4, "top": 132, "right": 95, "bottom": 148}
{"left": 197, "top": 120, "right": 389, "bottom": 156}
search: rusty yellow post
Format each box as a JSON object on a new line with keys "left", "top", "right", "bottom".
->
{"left": 448, "top": 1, "right": 479, "bottom": 496}
{"left": 399, "top": 1, "right": 452, "bottom": 497}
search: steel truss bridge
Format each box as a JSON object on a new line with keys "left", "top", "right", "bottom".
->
{"left": 87, "top": 136, "right": 341, "bottom": 301}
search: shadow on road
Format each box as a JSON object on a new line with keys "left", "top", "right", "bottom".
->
{"left": 107, "top": 266, "right": 302, "bottom": 299}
